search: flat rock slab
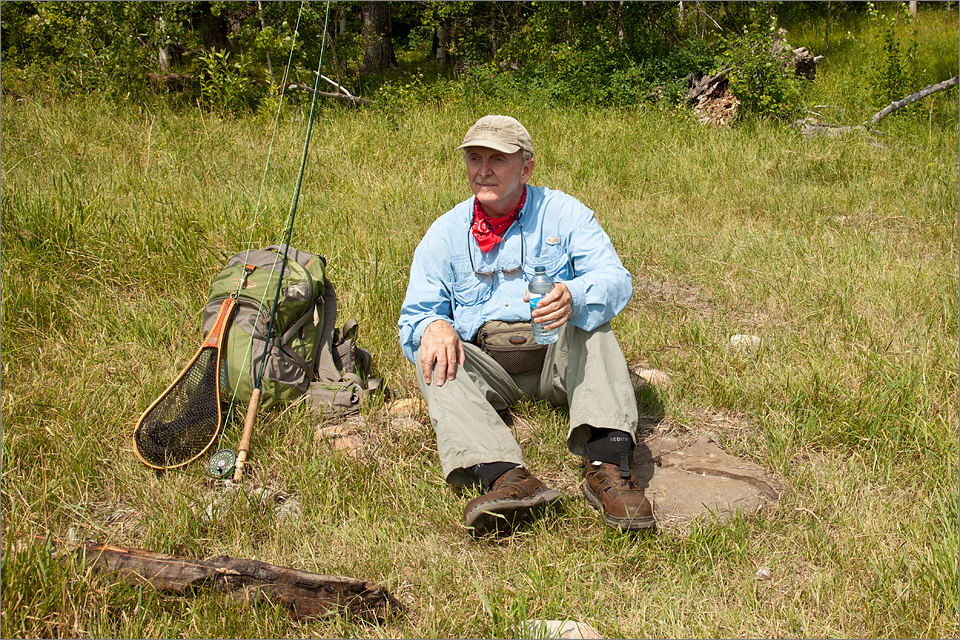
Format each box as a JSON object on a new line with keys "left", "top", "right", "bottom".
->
{"left": 633, "top": 434, "right": 783, "bottom": 533}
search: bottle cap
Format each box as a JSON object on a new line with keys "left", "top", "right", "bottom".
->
{"left": 534, "top": 266, "right": 546, "bottom": 273}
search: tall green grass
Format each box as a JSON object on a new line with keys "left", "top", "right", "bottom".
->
{"left": 2, "top": 41, "right": 958, "bottom": 640}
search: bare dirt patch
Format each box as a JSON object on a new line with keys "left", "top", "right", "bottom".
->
{"left": 632, "top": 272, "right": 718, "bottom": 317}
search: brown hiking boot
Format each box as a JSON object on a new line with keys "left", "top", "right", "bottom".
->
{"left": 582, "top": 460, "right": 655, "bottom": 530}
{"left": 464, "top": 467, "right": 562, "bottom": 536}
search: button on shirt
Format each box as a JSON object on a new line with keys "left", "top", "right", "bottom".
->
{"left": 398, "top": 185, "right": 633, "bottom": 363}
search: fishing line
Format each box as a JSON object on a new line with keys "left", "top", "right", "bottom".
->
{"left": 255, "top": 0, "right": 332, "bottom": 388}
{"left": 214, "top": 0, "right": 332, "bottom": 453}
{"left": 218, "top": 0, "right": 306, "bottom": 426}
{"left": 220, "top": 1, "right": 335, "bottom": 479}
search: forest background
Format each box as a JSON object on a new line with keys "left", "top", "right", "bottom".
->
{"left": 1, "top": 1, "right": 958, "bottom": 638}
{"left": 2, "top": 1, "right": 957, "bottom": 116}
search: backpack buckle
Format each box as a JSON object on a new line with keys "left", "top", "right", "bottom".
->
{"left": 232, "top": 264, "right": 257, "bottom": 298}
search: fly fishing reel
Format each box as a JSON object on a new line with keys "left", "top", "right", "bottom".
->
{"left": 208, "top": 449, "right": 237, "bottom": 479}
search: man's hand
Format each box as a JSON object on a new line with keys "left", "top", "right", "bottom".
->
{"left": 525, "top": 282, "right": 572, "bottom": 330}
{"left": 419, "top": 319, "right": 465, "bottom": 387}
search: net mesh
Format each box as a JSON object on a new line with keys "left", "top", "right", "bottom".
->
{"left": 133, "top": 346, "right": 221, "bottom": 468}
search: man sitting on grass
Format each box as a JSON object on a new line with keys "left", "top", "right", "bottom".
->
{"left": 398, "top": 115, "right": 653, "bottom": 536}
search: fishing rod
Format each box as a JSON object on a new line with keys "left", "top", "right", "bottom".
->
{"left": 232, "top": 0, "right": 333, "bottom": 482}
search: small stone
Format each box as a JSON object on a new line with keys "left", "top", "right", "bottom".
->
{"left": 518, "top": 620, "right": 603, "bottom": 639}
{"left": 728, "top": 334, "right": 762, "bottom": 353}
{"left": 755, "top": 566, "right": 773, "bottom": 581}
{"left": 276, "top": 496, "right": 302, "bottom": 523}
{"left": 316, "top": 423, "right": 364, "bottom": 457}
{"left": 389, "top": 397, "right": 423, "bottom": 417}
{"left": 202, "top": 484, "right": 302, "bottom": 524}
{"left": 391, "top": 416, "right": 425, "bottom": 434}
{"left": 631, "top": 367, "right": 673, "bottom": 389}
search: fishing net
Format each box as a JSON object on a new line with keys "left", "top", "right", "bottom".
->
{"left": 133, "top": 346, "right": 222, "bottom": 468}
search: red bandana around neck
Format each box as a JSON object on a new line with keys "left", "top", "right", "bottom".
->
{"left": 471, "top": 188, "right": 526, "bottom": 253}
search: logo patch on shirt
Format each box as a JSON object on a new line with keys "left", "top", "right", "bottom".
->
{"left": 547, "top": 236, "right": 561, "bottom": 245}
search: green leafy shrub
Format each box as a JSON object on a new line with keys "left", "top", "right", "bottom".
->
{"left": 198, "top": 49, "right": 257, "bottom": 114}
{"left": 459, "top": 62, "right": 544, "bottom": 106}
{"left": 546, "top": 44, "right": 628, "bottom": 105}
{"left": 867, "top": 1, "right": 920, "bottom": 106}
{"left": 373, "top": 70, "right": 463, "bottom": 108}
{"left": 1, "top": 2, "right": 161, "bottom": 100}
{"left": 457, "top": 36, "right": 717, "bottom": 110}
{"left": 722, "top": 12, "right": 803, "bottom": 119}
{"left": 624, "top": 39, "right": 720, "bottom": 106}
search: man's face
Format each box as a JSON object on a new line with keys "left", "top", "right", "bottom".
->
{"left": 463, "top": 146, "right": 534, "bottom": 217}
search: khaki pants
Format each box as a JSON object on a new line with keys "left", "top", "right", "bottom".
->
{"left": 415, "top": 322, "right": 637, "bottom": 486}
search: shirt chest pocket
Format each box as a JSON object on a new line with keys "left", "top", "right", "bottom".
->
{"left": 523, "top": 243, "right": 573, "bottom": 281}
{"left": 452, "top": 273, "right": 493, "bottom": 311}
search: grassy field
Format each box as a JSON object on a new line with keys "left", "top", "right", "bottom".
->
{"left": 2, "top": 12, "right": 958, "bottom": 638}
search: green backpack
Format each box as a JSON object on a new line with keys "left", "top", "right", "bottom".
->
{"left": 201, "top": 245, "right": 382, "bottom": 414}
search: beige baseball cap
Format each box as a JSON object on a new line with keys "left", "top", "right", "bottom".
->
{"left": 456, "top": 115, "right": 534, "bottom": 155}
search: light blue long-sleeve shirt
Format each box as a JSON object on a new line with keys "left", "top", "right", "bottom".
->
{"left": 398, "top": 184, "right": 633, "bottom": 363}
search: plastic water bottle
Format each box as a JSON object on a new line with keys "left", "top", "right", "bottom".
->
{"left": 528, "top": 266, "right": 559, "bottom": 344}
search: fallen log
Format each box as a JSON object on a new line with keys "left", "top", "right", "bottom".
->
{"left": 796, "top": 75, "right": 959, "bottom": 137}
{"left": 146, "top": 72, "right": 196, "bottom": 90}
{"left": 15, "top": 535, "right": 404, "bottom": 622}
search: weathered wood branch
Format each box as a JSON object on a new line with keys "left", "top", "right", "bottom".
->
{"left": 286, "top": 84, "right": 375, "bottom": 105}
{"left": 20, "top": 535, "right": 404, "bottom": 622}
{"left": 319, "top": 74, "right": 354, "bottom": 98}
{"left": 796, "top": 75, "right": 959, "bottom": 137}
{"left": 794, "top": 120, "right": 868, "bottom": 138}
{"left": 869, "top": 75, "right": 959, "bottom": 125}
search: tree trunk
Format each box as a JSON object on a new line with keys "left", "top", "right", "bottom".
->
{"left": 158, "top": 15, "right": 170, "bottom": 71}
{"left": 197, "top": 1, "right": 230, "bottom": 51}
{"left": 869, "top": 75, "right": 958, "bottom": 124}
{"left": 490, "top": 3, "right": 498, "bottom": 59}
{"left": 796, "top": 75, "right": 960, "bottom": 136}
{"left": 614, "top": 2, "right": 625, "bottom": 48}
{"left": 723, "top": 1, "right": 743, "bottom": 37}
{"left": 436, "top": 20, "right": 449, "bottom": 72}
{"left": 360, "top": 1, "right": 397, "bottom": 74}
{"left": 824, "top": 1, "right": 832, "bottom": 53}
{"left": 257, "top": 1, "right": 275, "bottom": 86}
{"left": 909, "top": 1, "right": 918, "bottom": 17}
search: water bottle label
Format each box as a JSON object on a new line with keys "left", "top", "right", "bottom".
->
{"left": 529, "top": 295, "right": 542, "bottom": 311}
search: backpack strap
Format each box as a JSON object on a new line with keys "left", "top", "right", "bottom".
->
{"left": 340, "top": 318, "right": 359, "bottom": 341}
{"left": 274, "top": 339, "right": 311, "bottom": 379}
{"left": 303, "top": 375, "right": 387, "bottom": 416}
{"left": 279, "top": 304, "right": 316, "bottom": 344}
{"left": 265, "top": 243, "right": 311, "bottom": 267}
{"left": 315, "top": 278, "right": 341, "bottom": 383}
{"left": 271, "top": 302, "right": 320, "bottom": 378}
